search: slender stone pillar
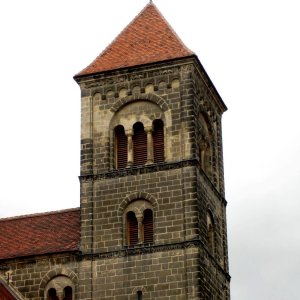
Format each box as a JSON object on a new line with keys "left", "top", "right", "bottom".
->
{"left": 136, "top": 213, "right": 144, "bottom": 244}
{"left": 145, "top": 127, "right": 154, "bottom": 164}
{"left": 126, "top": 130, "right": 133, "bottom": 167}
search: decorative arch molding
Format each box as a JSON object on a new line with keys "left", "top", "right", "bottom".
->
{"left": 132, "top": 286, "right": 147, "bottom": 294}
{"left": 118, "top": 191, "right": 158, "bottom": 215}
{"left": 38, "top": 267, "right": 77, "bottom": 298}
{"left": 110, "top": 93, "right": 169, "bottom": 113}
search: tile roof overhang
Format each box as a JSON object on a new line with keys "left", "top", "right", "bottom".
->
{"left": 74, "top": 2, "right": 194, "bottom": 78}
{"left": 0, "top": 279, "right": 21, "bottom": 300}
{"left": 0, "top": 208, "right": 80, "bottom": 261}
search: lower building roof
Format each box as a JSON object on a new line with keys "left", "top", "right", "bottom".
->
{"left": 0, "top": 208, "right": 80, "bottom": 260}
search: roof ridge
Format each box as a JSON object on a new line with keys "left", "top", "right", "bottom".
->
{"left": 0, "top": 207, "right": 80, "bottom": 222}
{"left": 75, "top": 2, "right": 194, "bottom": 77}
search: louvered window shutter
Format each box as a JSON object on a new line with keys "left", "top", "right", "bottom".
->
{"left": 63, "top": 287, "right": 72, "bottom": 300}
{"left": 127, "top": 211, "right": 138, "bottom": 245}
{"left": 133, "top": 122, "right": 147, "bottom": 166}
{"left": 142, "top": 209, "right": 153, "bottom": 244}
{"left": 153, "top": 119, "right": 164, "bottom": 163}
{"left": 115, "top": 125, "right": 128, "bottom": 169}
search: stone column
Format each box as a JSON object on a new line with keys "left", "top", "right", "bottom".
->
{"left": 126, "top": 130, "right": 133, "bottom": 167}
{"left": 136, "top": 213, "right": 144, "bottom": 244}
{"left": 145, "top": 127, "right": 154, "bottom": 164}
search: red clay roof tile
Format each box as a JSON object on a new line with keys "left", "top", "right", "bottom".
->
{"left": 76, "top": 2, "right": 194, "bottom": 76}
{"left": 0, "top": 208, "right": 80, "bottom": 260}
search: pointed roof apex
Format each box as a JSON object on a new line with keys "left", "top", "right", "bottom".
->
{"left": 76, "top": 2, "right": 194, "bottom": 77}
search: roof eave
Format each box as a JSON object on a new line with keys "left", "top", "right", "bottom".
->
{"left": 74, "top": 54, "right": 227, "bottom": 113}
{"left": 73, "top": 54, "right": 195, "bottom": 82}
{"left": 0, "top": 248, "right": 80, "bottom": 263}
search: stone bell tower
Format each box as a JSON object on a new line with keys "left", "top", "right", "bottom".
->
{"left": 74, "top": 2, "right": 230, "bottom": 299}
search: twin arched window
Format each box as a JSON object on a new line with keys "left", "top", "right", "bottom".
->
{"left": 115, "top": 119, "right": 164, "bottom": 169}
{"left": 47, "top": 286, "right": 72, "bottom": 300}
{"left": 125, "top": 201, "right": 154, "bottom": 246}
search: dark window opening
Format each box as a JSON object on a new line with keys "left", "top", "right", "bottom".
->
{"left": 127, "top": 211, "right": 138, "bottom": 245}
{"left": 137, "top": 291, "right": 143, "bottom": 300}
{"left": 133, "top": 122, "right": 147, "bottom": 166}
{"left": 115, "top": 125, "right": 128, "bottom": 169}
{"left": 153, "top": 119, "right": 164, "bottom": 163}
{"left": 142, "top": 209, "right": 153, "bottom": 244}
{"left": 63, "top": 286, "right": 72, "bottom": 300}
{"left": 48, "top": 288, "right": 59, "bottom": 300}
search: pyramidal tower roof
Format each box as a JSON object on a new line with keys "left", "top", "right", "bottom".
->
{"left": 76, "top": 2, "right": 194, "bottom": 76}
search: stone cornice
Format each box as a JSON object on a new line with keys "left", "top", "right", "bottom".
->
{"left": 74, "top": 56, "right": 194, "bottom": 85}
{"left": 79, "top": 238, "right": 230, "bottom": 281}
{"left": 79, "top": 159, "right": 195, "bottom": 181}
{"left": 79, "top": 159, "right": 227, "bottom": 206}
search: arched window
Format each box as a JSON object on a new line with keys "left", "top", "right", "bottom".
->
{"left": 137, "top": 290, "right": 143, "bottom": 300}
{"left": 153, "top": 119, "right": 164, "bottom": 163}
{"left": 199, "top": 113, "right": 213, "bottom": 177}
{"left": 127, "top": 211, "right": 139, "bottom": 245}
{"left": 48, "top": 288, "right": 58, "bottom": 300}
{"left": 124, "top": 200, "right": 154, "bottom": 246}
{"left": 133, "top": 122, "right": 147, "bottom": 166}
{"left": 142, "top": 209, "right": 153, "bottom": 244}
{"left": 207, "top": 212, "right": 215, "bottom": 254}
{"left": 45, "top": 276, "right": 74, "bottom": 300}
{"left": 115, "top": 125, "right": 128, "bottom": 169}
{"left": 63, "top": 286, "right": 72, "bottom": 300}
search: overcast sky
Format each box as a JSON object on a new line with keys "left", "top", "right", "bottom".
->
{"left": 1, "top": 0, "right": 300, "bottom": 299}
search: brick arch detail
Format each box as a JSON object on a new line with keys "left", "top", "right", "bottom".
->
{"left": 132, "top": 286, "right": 147, "bottom": 294}
{"left": 118, "top": 191, "right": 158, "bottom": 215}
{"left": 38, "top": 267, "right": 77, "bottom": 298}
{"left": 110, "top": 93, "right": 169, "bottom": 113}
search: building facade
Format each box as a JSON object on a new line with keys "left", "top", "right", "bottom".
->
{"left": 0, "top": 3, "right": 230, "bottom": 299}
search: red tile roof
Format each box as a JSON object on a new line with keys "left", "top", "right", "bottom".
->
{"left": 0, "top": 208, "right": 80, "bottom": 260}
{"left": 76, "top": 2, "right": 194, "bottom": 76}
